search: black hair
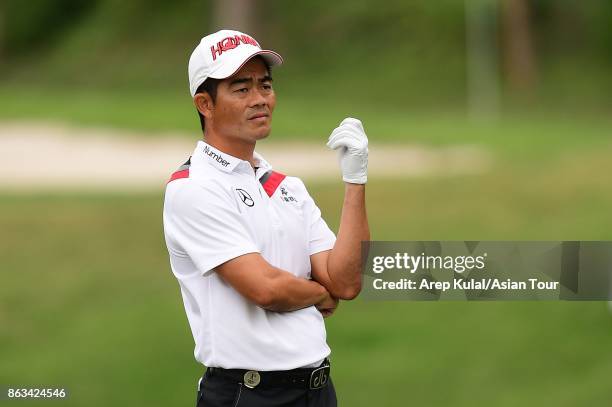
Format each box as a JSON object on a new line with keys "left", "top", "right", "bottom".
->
{"left": 194, "top": 56, "right": 272, "bottom": 133}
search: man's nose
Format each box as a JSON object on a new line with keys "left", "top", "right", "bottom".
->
{"left": 249, "top": 87, "right": 267, "bottom": 107}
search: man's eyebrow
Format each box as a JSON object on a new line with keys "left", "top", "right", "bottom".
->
{"left": 229, "top": 75, "right": 273, "bottom": 86}
{"left": 229, "top": 77, "right": 252, "bottom": 86}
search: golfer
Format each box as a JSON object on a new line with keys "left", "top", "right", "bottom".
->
{"left": 163, "top": 29, "right": 369, "bottom": 407}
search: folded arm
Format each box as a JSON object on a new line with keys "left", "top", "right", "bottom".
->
{"left": 215, "top": 252, "right": 333, "bottom": 312}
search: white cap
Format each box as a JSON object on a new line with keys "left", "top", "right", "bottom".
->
{"left": 188, "top": 29, "right": 283, "bottom": 97}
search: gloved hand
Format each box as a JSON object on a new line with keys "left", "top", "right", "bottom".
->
{"left": 326, "top": 117, "right": 369, "bottom": 184}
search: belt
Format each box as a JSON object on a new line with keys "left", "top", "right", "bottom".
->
{"left": 206, "top": 359, "right": 331, "bottom": 390}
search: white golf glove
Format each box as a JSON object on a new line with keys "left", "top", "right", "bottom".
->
{"left": 326, "top": 117, "right": 369, "bottom": 184}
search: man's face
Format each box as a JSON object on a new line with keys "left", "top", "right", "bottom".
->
{"left": 208, "top": 57, "right": 276, "bottom": 144}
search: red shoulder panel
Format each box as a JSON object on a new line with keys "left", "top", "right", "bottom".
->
{"left": 167, "top": 169, "right": 190, "bottom": 183}
{"left": 261, "top": 171, "right": 286, "bottom": 197}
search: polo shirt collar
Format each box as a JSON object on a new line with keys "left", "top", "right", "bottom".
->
{"left": 192, "top": 140, "right": 240, "bottom": 172}
{"left": 191, "top": 140, "right": 273, "bottom": 175}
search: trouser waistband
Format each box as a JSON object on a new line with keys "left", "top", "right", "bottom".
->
{"left": 206, "top": 359, "right": 331, "bottom": 390}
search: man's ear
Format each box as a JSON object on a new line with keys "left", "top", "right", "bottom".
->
{"left": 194, "top": 93, "right": 214, "bottom": 120}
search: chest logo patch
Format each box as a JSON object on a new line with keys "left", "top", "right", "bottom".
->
{"left": 236, "top": 189, "right": 255, "bottom": 207}
{"left": 280, "top": 186, "right": 298, "bottom": 203}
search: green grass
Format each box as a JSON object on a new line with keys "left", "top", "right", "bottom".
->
{"left": 2, "top": 145, "right": 612, "bottom": 406}
{"left": 2, "top": 2, "right": 612, "bottom": 402}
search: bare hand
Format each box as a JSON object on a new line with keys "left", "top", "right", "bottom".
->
{"left": 315, "top": 292, "right": 339, "bottom": 318}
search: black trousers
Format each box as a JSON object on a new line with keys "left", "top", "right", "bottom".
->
{"left": 196, "top": 368, "right": 338, "bottom": 407}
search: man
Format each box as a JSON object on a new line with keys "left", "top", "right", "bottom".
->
{"left": 163, "top": 29, "right": 369, "bottom": 407}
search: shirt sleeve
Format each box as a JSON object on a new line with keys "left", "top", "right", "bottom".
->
{"left": 296, "top": 179, "right": 337, "bottom": 256}
{"left": 164, "top": 183, "right": 260, "bottom": 276}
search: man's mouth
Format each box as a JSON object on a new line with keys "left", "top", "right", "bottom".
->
{"left": 248, "top": 113, "right": 269, "bottom": 121}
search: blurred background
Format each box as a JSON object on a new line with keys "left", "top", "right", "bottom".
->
{"left": 1, "top": 0, "right": 611, "bottom": 406}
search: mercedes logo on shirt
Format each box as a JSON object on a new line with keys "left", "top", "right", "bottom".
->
{"left": 236, "top": 188, "right": 255, "bottom": 207}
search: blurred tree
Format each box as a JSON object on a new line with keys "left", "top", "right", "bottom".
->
{"left": 212, "top": 0, "right": 256, "bottom": 34}
{"left": 501, "top": 0, "right": 536, "bottom": 94}
{"left": 0, "top": 3, "right": 4, "bottom": 63}
{"left": 3, "top": 0, "right": 98, "bottom": 57}
{"left": 465, "top": 0, "right": 500, "bottom": 120}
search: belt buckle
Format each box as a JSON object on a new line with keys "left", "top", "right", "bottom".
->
{"left": 309, "top": 365, "right": 330, "bottom": 390}
{"left": 243, "top": 371, "right": 261, "bottom": 389}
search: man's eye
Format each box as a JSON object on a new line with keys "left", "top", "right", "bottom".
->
{"left": 263, "top": 84, "right": 272, "bottom": 90}
{"left": 236, "top": 88, "right": 248, "bottom": 93}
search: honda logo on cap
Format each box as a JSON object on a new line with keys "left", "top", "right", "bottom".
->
{"left": 210, "top": 34, "right": 260, "bottom": 61}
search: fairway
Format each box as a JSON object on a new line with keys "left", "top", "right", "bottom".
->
{"left": 3, "top": 1, "right": 612, "bottom": 405}
{"left": 3, "top": 152, "right": 612, "bottom": 405}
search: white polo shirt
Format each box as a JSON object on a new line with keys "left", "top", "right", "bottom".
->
{"left": 163, "top": 140, "right": 336, "bottom": 371}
